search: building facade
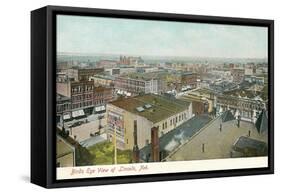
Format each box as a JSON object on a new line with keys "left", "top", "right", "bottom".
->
{"left": 114, "top": 76, "right": 165, "bottom": 96}
{"left": 216, "top": 94, "right": 266, "bottom": 122}
{"left": 106, "top": 94, "right": 192, "bottom": 150}
{"left": 57, "top": 80, "right": 113, "bottom": 117}
{"left": 232, "top": 68, "right": 245, "bottom": 83}
{"left": 180, "top": 72, "right": 198, "bottom": 88}
{"left": 119, "top": 55, "right": 144, "bottom": 65}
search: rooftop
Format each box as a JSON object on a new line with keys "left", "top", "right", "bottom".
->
{"left": 91, "top": 74, "right": 115, "bottom": 80}
{"left": 56, "top": 128, "right": 93, "bottom": 166}
{"left": 110, "top": 94, "right": 191, "bottom": 123}
{"left": 166, "top": 112, "right": 268, "bottom": 162}
{"left": 233, "top": 136, "right": 267, "bottom": 156}
{"left": 126, "top": 72, "right": 165, "bottom": 81}
{"left": 139, "top": 114, "right": 212, "bottom": 162}
{"left": 56, "top": 93, "right": 71, "bottom": 102}
{"left": 57, "top": 135, "right": 74, "bottom": 158}
{"left": 180, "top": 94, "right": 208, "bottom": 103}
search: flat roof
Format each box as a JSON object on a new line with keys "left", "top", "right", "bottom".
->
{"left": 57, "top": 135, "right": 74, "bottom": 158}
{"left": 126, "top": 72, "right": 164, "bottom": 81}
{"left": 180, "top": 95, "right": 207, "bottom": 103}
{"left": 110, "top": 94, "right": 190, "bottom": 123}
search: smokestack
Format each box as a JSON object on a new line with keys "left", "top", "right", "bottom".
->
{"left": 132, "top": 120, "right": 139, "bottom": 163}
{"left": 151, "top": 126, "right": 160, "bottom": 162}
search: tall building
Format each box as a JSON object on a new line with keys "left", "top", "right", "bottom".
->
{"left": 114, "top": 74, "right": 165, "bottom": 96}
{"left": 179, "top": 72, "right": 198, "bottom": 88}
{"left": 106, "top": 94, "right": 192, "bottom": 150}
{"left": 57, "top": 80, "right": 113, "bottom": 119}
{"left": 119, "top": 55, "right": 144, "bottom": 65}
{"left": 164, "top": 71, "right": 197, "bottom": 92}
{"left": 232, "top": 68, "right": 245, "bottom": 83}
{"left": 56, "top": 94, "right": 71, "bottom": 122}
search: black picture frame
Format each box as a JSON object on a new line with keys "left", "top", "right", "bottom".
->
{"left": 31, "top": 5, "right": 274, "bottom": 188}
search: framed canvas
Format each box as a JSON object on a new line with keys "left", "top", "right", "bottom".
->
{"left": 31, "top": 5, "right": 274, "bottom": 188}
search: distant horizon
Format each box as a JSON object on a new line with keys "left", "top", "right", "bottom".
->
{"left": 57, "top": 51, "right": 268, "bottom": 61}
{"left": 57, "top": 15, "right": 268, "bottom": 59}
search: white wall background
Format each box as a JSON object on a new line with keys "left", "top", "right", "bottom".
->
{"left": 0, "top": 0, "right": 279, "bottom": 193}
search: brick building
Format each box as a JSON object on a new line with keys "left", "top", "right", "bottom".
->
{"left": 57, "top": 80, "right": 113, "bottom": 117}
{"left": 78, "top": 68, "right": 104, "bottom": 81}
{"left": 179, "top": 95, "right": 209, "bottom": 116}
{"left": 180, "top": 72, "right": 198, "bottom": 88}
{"left": 231, "top": 68, "right": 245, "bottom": 83}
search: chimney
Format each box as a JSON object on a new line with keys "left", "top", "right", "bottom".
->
{"left": 132, "top": 120, "right": 139, "bottom": 163}
{"left": 151, "top": 126, "right": 160, "bottom": 162}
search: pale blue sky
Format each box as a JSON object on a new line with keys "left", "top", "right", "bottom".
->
{"left": 57, "top": 15, "right": 268, "bottom": 59}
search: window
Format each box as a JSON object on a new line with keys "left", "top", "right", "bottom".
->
{"left": 170, "top": 119, "right": 172, "bottom": 126}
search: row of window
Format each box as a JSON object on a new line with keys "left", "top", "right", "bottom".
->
{"left": 71, "top": 85, "right": 95, "bottom": 93}
{"left": 218, "top": 101, "right": 263, "bottom": 110}
{"left": 161, "top": 112, "right": 188, "bottom": 130}
{"left": 71, "top": 100, "right": 105, "bottom": 109}
{"left": 72, "top": 93, "right": 105, "bottom": 101}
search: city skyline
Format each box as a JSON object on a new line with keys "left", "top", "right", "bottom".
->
{"left": 57, "top": 15, "right": 268, "bottom": 59}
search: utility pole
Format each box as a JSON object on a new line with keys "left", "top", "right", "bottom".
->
{"left": 132, "top": 120, "right": 139, "bottom": 163}
{"left": 114, "top": 117, "right": 117, "bottom": 164}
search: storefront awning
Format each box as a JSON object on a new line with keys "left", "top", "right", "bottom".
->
{"left": 95, "top": 105, "right": 105, "bottom": 112}
{"left": 63, "top": 114, "right": 71, "bottom": 120}
{"left": 72, "top": 109, "right": 85, "bottom": 118}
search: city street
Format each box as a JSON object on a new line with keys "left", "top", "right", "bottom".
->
{"left": 65, "top": 113, "right": 107, "bottom": 142}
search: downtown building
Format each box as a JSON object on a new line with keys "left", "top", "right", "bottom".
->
{"left": 216, "top": 94, "right": 266, "bottom": 123}
{"left": 114, "top": 74, "right": 166, "bottom": 96}
{"left": 164, "top": 71, "right": 198, "bottom": 92}
{"left": 57, "top": 80, "right": 113, "bottom": 121}
{"left": 56, "top": 68, "right": 104, "bottom": 83}
{"left": 119, "top": 55, "right": 144, "bottom": 66}
{"left": 231, "top": 68, "right": 245, "bottom": 83}
{"left": 106, "top": 94, "right": 192, "bottom": 150}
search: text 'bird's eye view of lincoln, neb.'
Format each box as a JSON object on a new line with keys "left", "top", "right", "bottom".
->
{"left": 55, "top": 14, "right": 269, "bottom": 179}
